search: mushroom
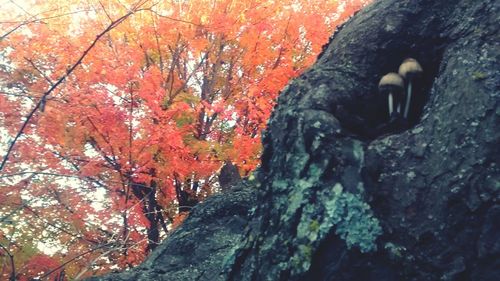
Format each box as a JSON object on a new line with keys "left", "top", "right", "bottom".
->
{"left": 378, "top": 72, "right": 405, "bottom": 117}
{"left": 398, "top": 58, "right": 423, "bottom": 119}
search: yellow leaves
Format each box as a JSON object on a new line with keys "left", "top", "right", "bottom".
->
{"left": 200, "top": 15, "right": 209, "bottom": 25}
{"left": 175, "top": 90, "right": 201, "bottom": 107}
{"left": 238, "top": 11, "right": 246, "bottom": 22}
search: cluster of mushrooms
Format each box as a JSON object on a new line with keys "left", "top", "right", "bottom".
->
{"left": 378, "top": 58, "right": 423, "bottom": 119}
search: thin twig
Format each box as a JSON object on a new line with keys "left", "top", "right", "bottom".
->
{"left": 148, "top": 9, "right": 201, "bottom": 26}
{"left": 0, "top": 9, "right": 93, "bottom": 40}
{"left": 0, "top": 171, "right": 154, "bottom": 189}
{"left": 0, "top": 242, "right": 15, "bottom": 281}
{"left": 24, "top": 57, "right": 55, "bottom": 86}
{"left": 36, "top": 243, "right": 114, "bottom": 280}
{"left": 0, "top": 0, "right": 149, "bottom": 171}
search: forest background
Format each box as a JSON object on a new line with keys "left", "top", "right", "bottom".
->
{"left": 0, "top": 0, "right": 368, "bottom": 279}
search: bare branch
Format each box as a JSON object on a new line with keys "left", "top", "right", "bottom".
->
{"left": 0, "top": 242, "right": 15, "bottom": 281}
{"left": 0, "top": 170, "right": 154, "bottom": 189}
{"left": 0, "top": 9, "right": 93, "bottom": 40}
{"left": 24, "top": 58, "right": 54, "bottom": 85}
{"left": 36, "top": 242, "right": 117, "bottom": 280}
{"left": 148, "top": 9, "right": 201, "bottom": 26}
{"left": 0, "top": 0, "right": 150, "bottom": 171}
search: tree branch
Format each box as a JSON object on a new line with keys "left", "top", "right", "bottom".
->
{"left": 0, "top": 0, "right": 150, "bottom": 171}
{"left": 0, "top": 242, "right": 15, "bottom": 281}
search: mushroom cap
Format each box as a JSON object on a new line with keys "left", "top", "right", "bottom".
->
{"left": 378, "top": 72, "right": 404, "bottom": 91}
{"left": 398, "top": 58, "right": 423, "bottom": 79}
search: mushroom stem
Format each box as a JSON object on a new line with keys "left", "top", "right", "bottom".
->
{"left": 388, "top": 92, "right": 394, "bottom": 116}
{"left": 403, "top": 81, "right": 412, "bottom": 118}
{"left": 379, "top": 72, "right": 404, "bottom": 118}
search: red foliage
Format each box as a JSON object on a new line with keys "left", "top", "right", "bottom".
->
{"left": 0, "top": 0, "right": 370, "bottom": 279}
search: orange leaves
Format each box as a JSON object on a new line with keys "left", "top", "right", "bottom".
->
{"left": 21, "top": 254, "right": 61, "bottom": 280}
{"left": 171, "top": 212, "right": 189, "bottom": 229}
{"left": 129, "top": 203, "right": 151, "bottom": 228}
{"left": 80, "top": 160, "right": 103, "bottom": 177}
{"left": 0, "top": 0, "right": 369, "bottom": 278}
{"left": 230, "top": 134, "right": 262, "bottom": 174}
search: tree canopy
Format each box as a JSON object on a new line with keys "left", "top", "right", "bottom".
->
{"left": 0, "top": 0, "right": 368, "bottom": 279}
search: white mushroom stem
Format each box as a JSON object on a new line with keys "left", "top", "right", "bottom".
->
{"left": 388, "top": 92, "right": 394, "bottom": 116}
{"left": 403, "top": 81, "right": 412, "bottom": 118}
{"left": 379, "top": 72, "right": 404, "bottom": 117}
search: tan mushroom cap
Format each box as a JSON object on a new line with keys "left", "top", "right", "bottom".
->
{"left": 378, "top": 72, "right": 404, "bottom": 89}
{"left": 398, "top": 58, "right": 423, "bottom": 78}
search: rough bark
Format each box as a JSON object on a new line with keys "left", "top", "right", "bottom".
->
{"left": 219, "top": 161, "right": 242, "bottom": 191}
{"left": 89, "top": 0, "right": 499, "bottom": 280}
{"left": 89, "top": 183, "right": 255, "bottom": 281}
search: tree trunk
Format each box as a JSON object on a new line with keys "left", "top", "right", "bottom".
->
{"left": 89, "top": 0, "right": 499, "bottom": 280}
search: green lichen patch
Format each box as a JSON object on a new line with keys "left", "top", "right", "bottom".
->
{"left": 471, "top": 71, "right": 488, "bottom": 80}
{"left": 291, "top": 183, "right": 383, "bottom": 275}
{"left": 329, "top": 187, "right": 383, "bottom": 253}
{"left": 299, "top": 183, "right": 382, "bottom": 252}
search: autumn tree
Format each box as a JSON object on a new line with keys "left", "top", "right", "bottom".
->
{"left": 0, "top": 0, "right": 368, "bottom": 279}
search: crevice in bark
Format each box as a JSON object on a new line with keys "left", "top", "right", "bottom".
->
{"left": 327, "top": 4, "right": 451, "bottom": 141}
{"left": 339, "top": 40, "right": 446, "bottom": 140}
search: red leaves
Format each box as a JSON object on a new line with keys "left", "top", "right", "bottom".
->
{"left": 0, "top": 0, "right": 369, "bottom": 278}
{"left": 20, "top": 254, "right": 61, "bottom": 281}
{"left": 171, "top": 212, "right": 189, "bottom": 229}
